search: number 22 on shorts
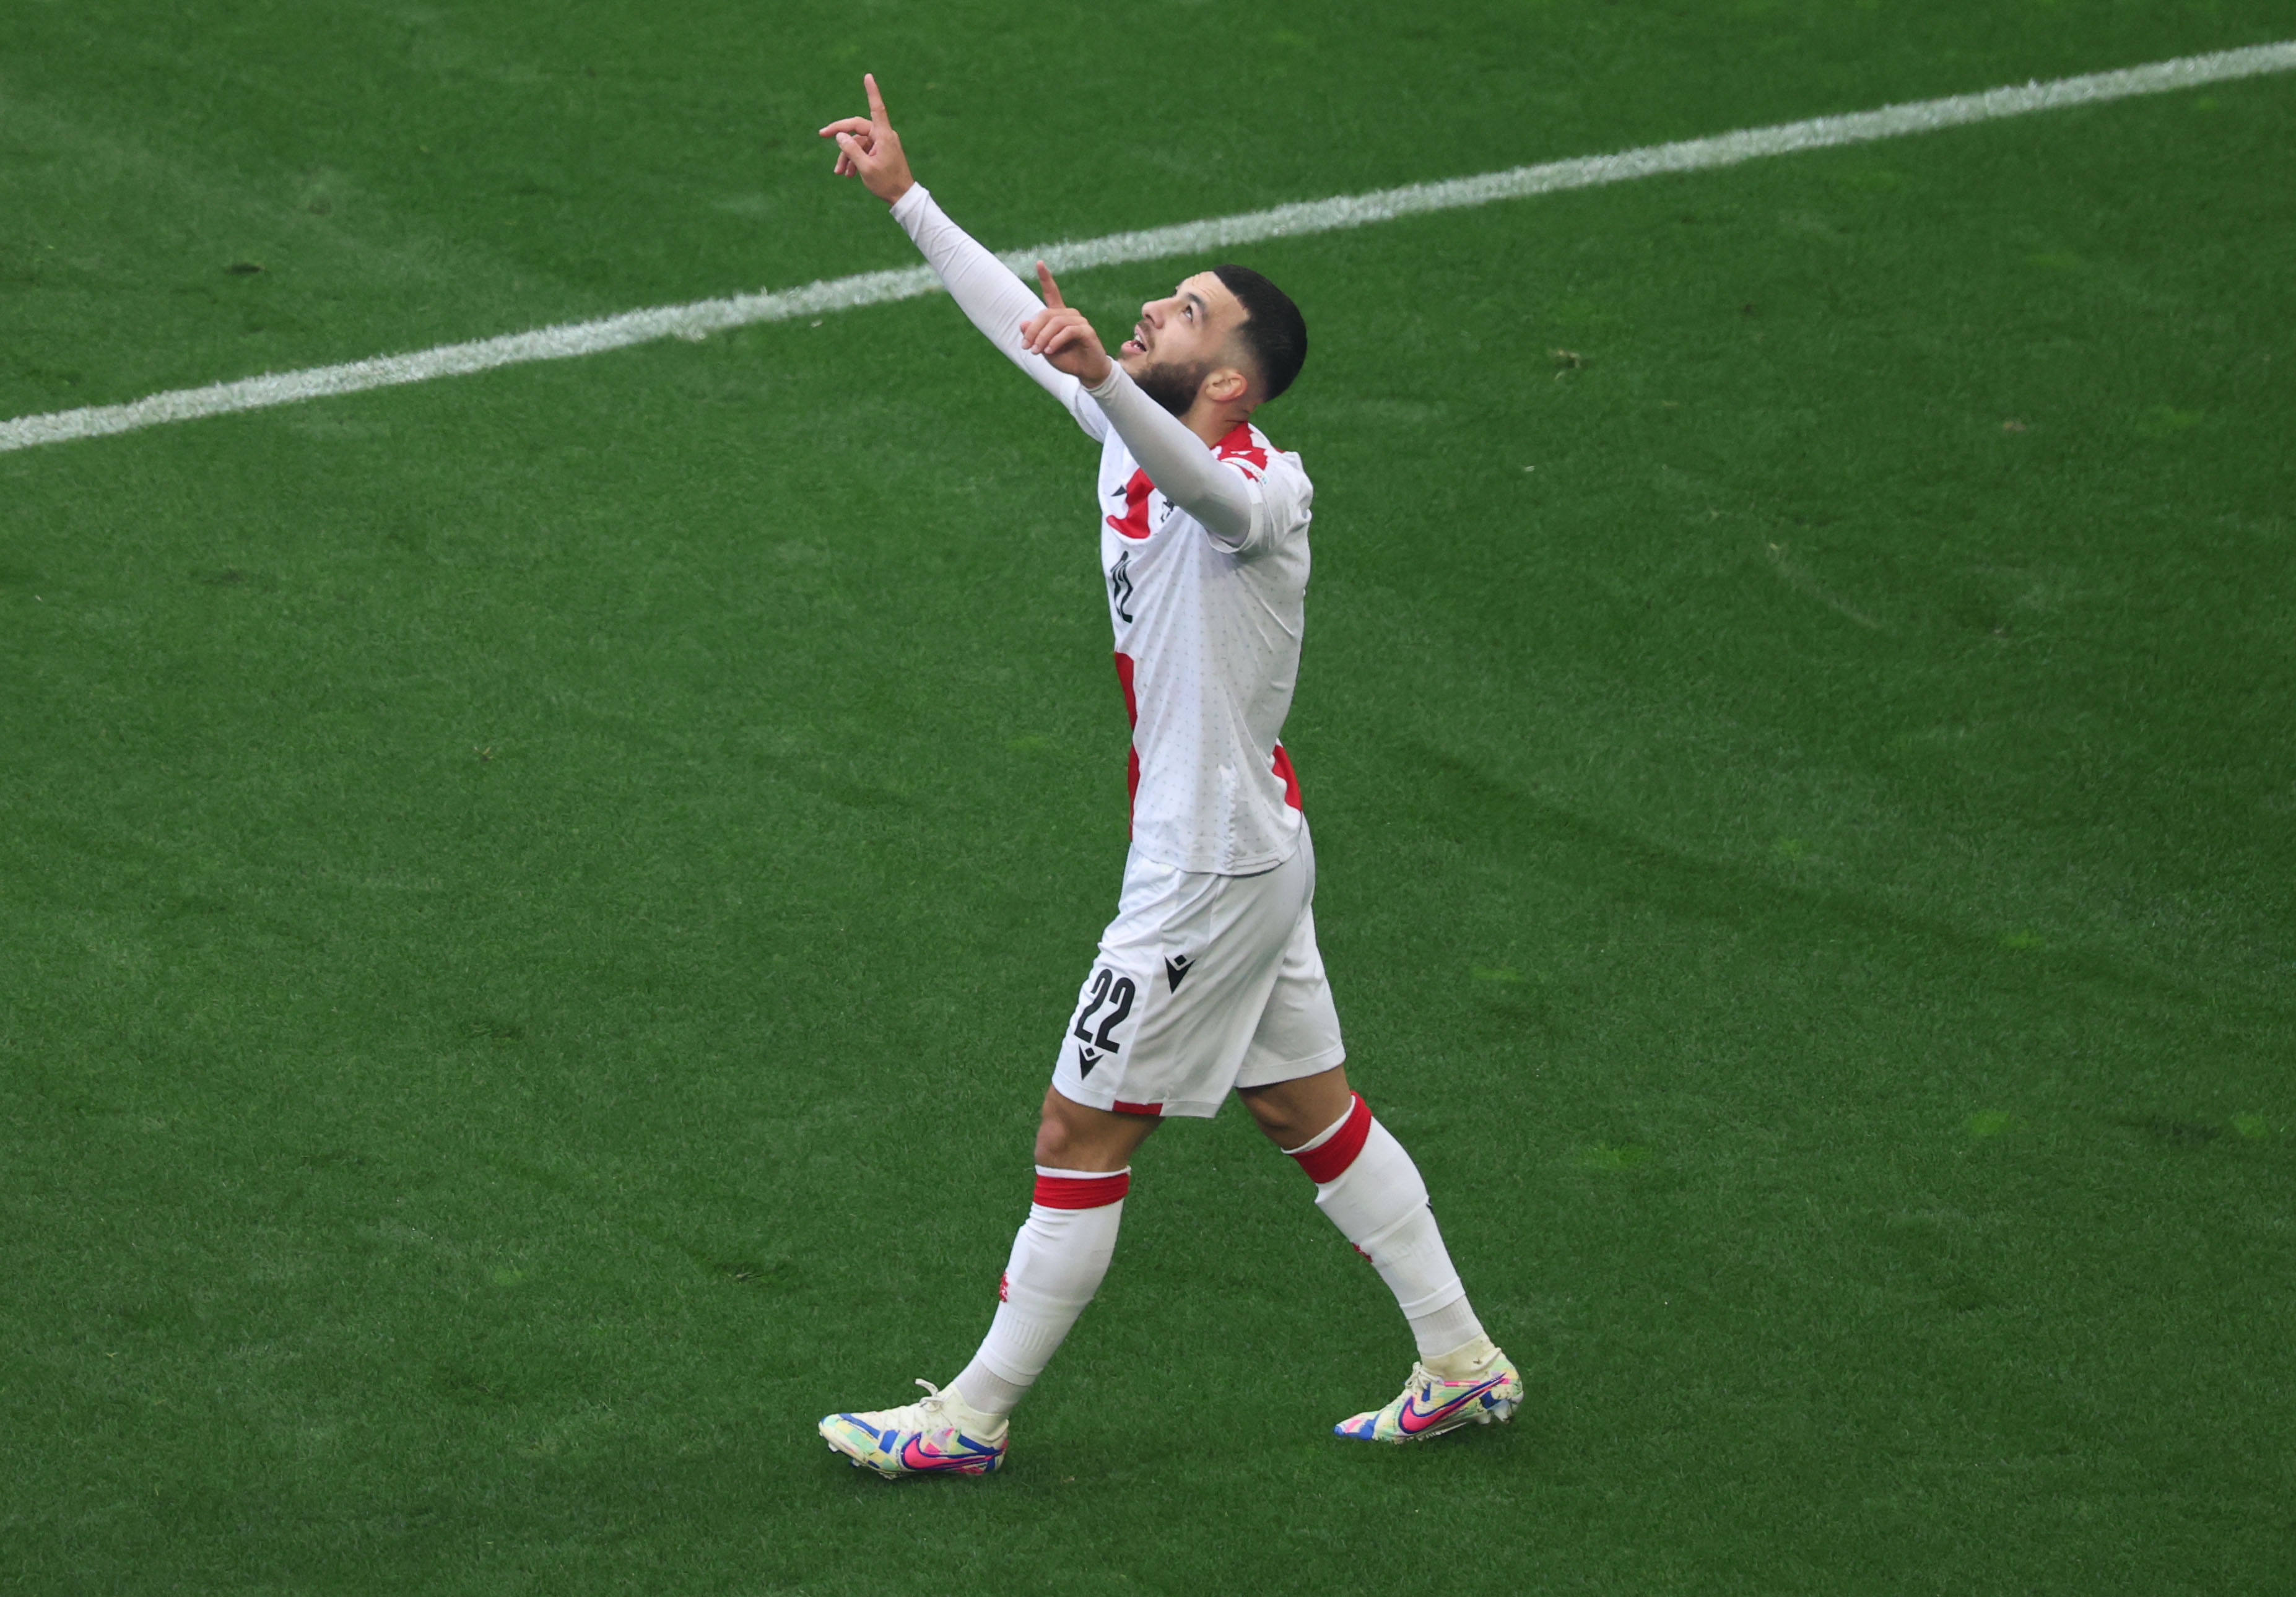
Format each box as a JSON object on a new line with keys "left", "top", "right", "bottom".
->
{"left": 1069, "top": 967, "right": 1137, "bottom": 1077}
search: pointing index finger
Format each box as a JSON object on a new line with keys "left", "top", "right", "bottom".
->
{"left": 864, "top": 72, "right": 889, "bottom": 126}
{"left": 1035, "top": 261, "right": 1065, "bottom": 310}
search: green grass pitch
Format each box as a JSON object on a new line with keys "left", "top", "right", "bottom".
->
{"left": 4, "top": 2, "right": 2293, "bottom": 1591}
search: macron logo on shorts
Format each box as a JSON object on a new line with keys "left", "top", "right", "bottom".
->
{"left": 1164, "top": 954, "right": 1193, "bottom": 992}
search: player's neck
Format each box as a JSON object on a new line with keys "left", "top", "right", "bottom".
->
{"left": 1180, "top": 399, "right": 1254, "bottom": 448}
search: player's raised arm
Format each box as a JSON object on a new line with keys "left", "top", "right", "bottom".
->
{"left": 1024, "top": 264, "right": 1255, "bottom": 546}
{"left": 817, "top": 76, "right": 1107, "bottom": 440}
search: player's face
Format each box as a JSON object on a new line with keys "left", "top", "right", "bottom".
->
{"left": 1119, "top": 272, "right": 1250, "bottom": 395}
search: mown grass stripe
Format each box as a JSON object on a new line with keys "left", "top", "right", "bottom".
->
{"left": 3, "top": 39, "right": 2290, "bottom": 455}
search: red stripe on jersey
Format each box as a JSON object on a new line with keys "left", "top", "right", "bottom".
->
{"left": 1290, "top": 1094, "right": 1372, "bottom": 1184}
{"left": 1106, "top": 468, "right": 1154, "bottom": 539}
{"left": 1113, "top": 652, "right": 1139, "bottom": 728}
{"left": 1214, "top": 422, "right": 1269, "bottom": 476}
{"left": 1114, "top": 651, "right": 1141, "bottom": 829}
{"left": 1271, "top": 742, "right": 1303, "bottom": 811}
{"left": 1032, "top": 1170, "right": 1131, "bottom": 1209}
{"left": 1110, "top": 1099, "right": 1164, "bottom": 1118}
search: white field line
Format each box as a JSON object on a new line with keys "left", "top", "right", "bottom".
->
{"left": 6, "top": 40, "right": 2292, "bottom": 455}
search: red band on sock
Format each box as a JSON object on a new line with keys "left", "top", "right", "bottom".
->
{"left": 1290, "top": 1094, "right": 1373, "bottom": 1185}
{"left": 1032, "top": 1170, "right": 1131, "bottom": 1209}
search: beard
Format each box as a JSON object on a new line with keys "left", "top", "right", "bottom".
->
{"left": 1132, "top": 355, "right": 1211, "bottom": 417}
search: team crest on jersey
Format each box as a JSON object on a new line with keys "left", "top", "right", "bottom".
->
{"left": 1108, "top": 549, "right": 1135, "bottom": 623}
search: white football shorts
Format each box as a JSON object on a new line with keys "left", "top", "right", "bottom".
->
{"left": 1050, "top": 816, "right": 1344, "bottom": 1119}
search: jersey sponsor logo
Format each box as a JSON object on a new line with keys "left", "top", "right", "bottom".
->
{"left": 1163, "top": 953, "right": 1193, "bottom": 992}
{"left": 1106, "top": 468, "right": 1156, "bottom": 541}
{"left": 1108, "top": 548, "right": 1135, "bottom": 623}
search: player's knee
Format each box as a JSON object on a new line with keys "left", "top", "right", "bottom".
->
{"left": 1034, "top": 1087, "right": 1154, "bottom": 1170}
{"left": 1032, "top": 1089, "right": 1105, "bottom": 1167}
{"left": 1238, "top": 1068, "right": 1353, "bottom": 1151}
{"left": 1240, "top": 1092, "right": 1311, "bottom": 1147}
{"left": 1033, "top": 1105, "right": 1081, "bottom": 1166}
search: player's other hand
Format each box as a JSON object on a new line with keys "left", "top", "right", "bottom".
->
{"left": 1020, "top": 263, "right": 1113, "bottom": 387}
{"left": 818, "top": 73, "right": 914, "bottom": 206}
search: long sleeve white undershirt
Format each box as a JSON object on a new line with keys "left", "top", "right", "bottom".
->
{"left": 890, "top": 184, "right": 1105, "bottom": 438}
{"left": 890, "top": 184, "right": 1256, "bottom": 546}
{"left": 1081, "top": 365, "right": 1255, "bottom": 546}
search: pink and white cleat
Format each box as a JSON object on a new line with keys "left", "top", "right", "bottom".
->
{"left": 1334, "top": 1354, "right": 1522, "bottom": 1443}
{"left": 819, "top": 1380, "right": 1007, "bottom": 1478}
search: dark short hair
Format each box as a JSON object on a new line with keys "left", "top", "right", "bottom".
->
{"left": 1211, "top": 264, "right": 1308, "bottom": 403}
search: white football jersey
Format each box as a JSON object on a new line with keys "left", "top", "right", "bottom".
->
{"left": 1095, "top": 421, "right": 1313, "bottom": 876}
{"left": 884, "top": 186, "right": 1317, "bottom": 874}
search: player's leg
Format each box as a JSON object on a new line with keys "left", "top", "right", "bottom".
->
{"left": 1229, "top": 819, "right": 1518, "bottom": 1442}
{"left": 815, "top": 1090, "right": 1155, "bottom": 1478}
{"left": 820, "top": 846, "right": 1224, "bottom": 1477}
{"left": 1238, "top": 1067, "right": 1521, "bottom": 1442}
{"left": 924, "top": 846, "right": 1298, "bottom": 1438}
{"left": 1236, "top": 1066, "right": 1494, "bottom": 1367}
{"left": 820, "top": 836, "right": 1298, "bottom": 1476}
{"left": 943, "top": 1088, "right": 1158, "bottom": 1416}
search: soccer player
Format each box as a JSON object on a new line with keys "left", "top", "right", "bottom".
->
{"left": 813, "top": 76, "right": 1518, "bottom": 1476}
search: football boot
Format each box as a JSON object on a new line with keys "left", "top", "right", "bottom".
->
{"left": 819, "top": 1379, "right": 1007, "bottom": 1478}
{"left": 1333, "top": 1353, "right": 1522, "bottom": 1443}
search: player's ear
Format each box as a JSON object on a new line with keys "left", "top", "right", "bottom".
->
{"left": 1205, "top": 365, "right": 1251, "bottom": 406}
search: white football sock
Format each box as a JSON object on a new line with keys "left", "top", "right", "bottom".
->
{"left": 1424, "top": 1330, "right": 1502, "bottom": 1382}
{"left": 947, "top": 1166, "right": 1128, "bottom": 1430}
{"left": 1287, "top": 1095, "right": 1489, "bottom": 1360}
